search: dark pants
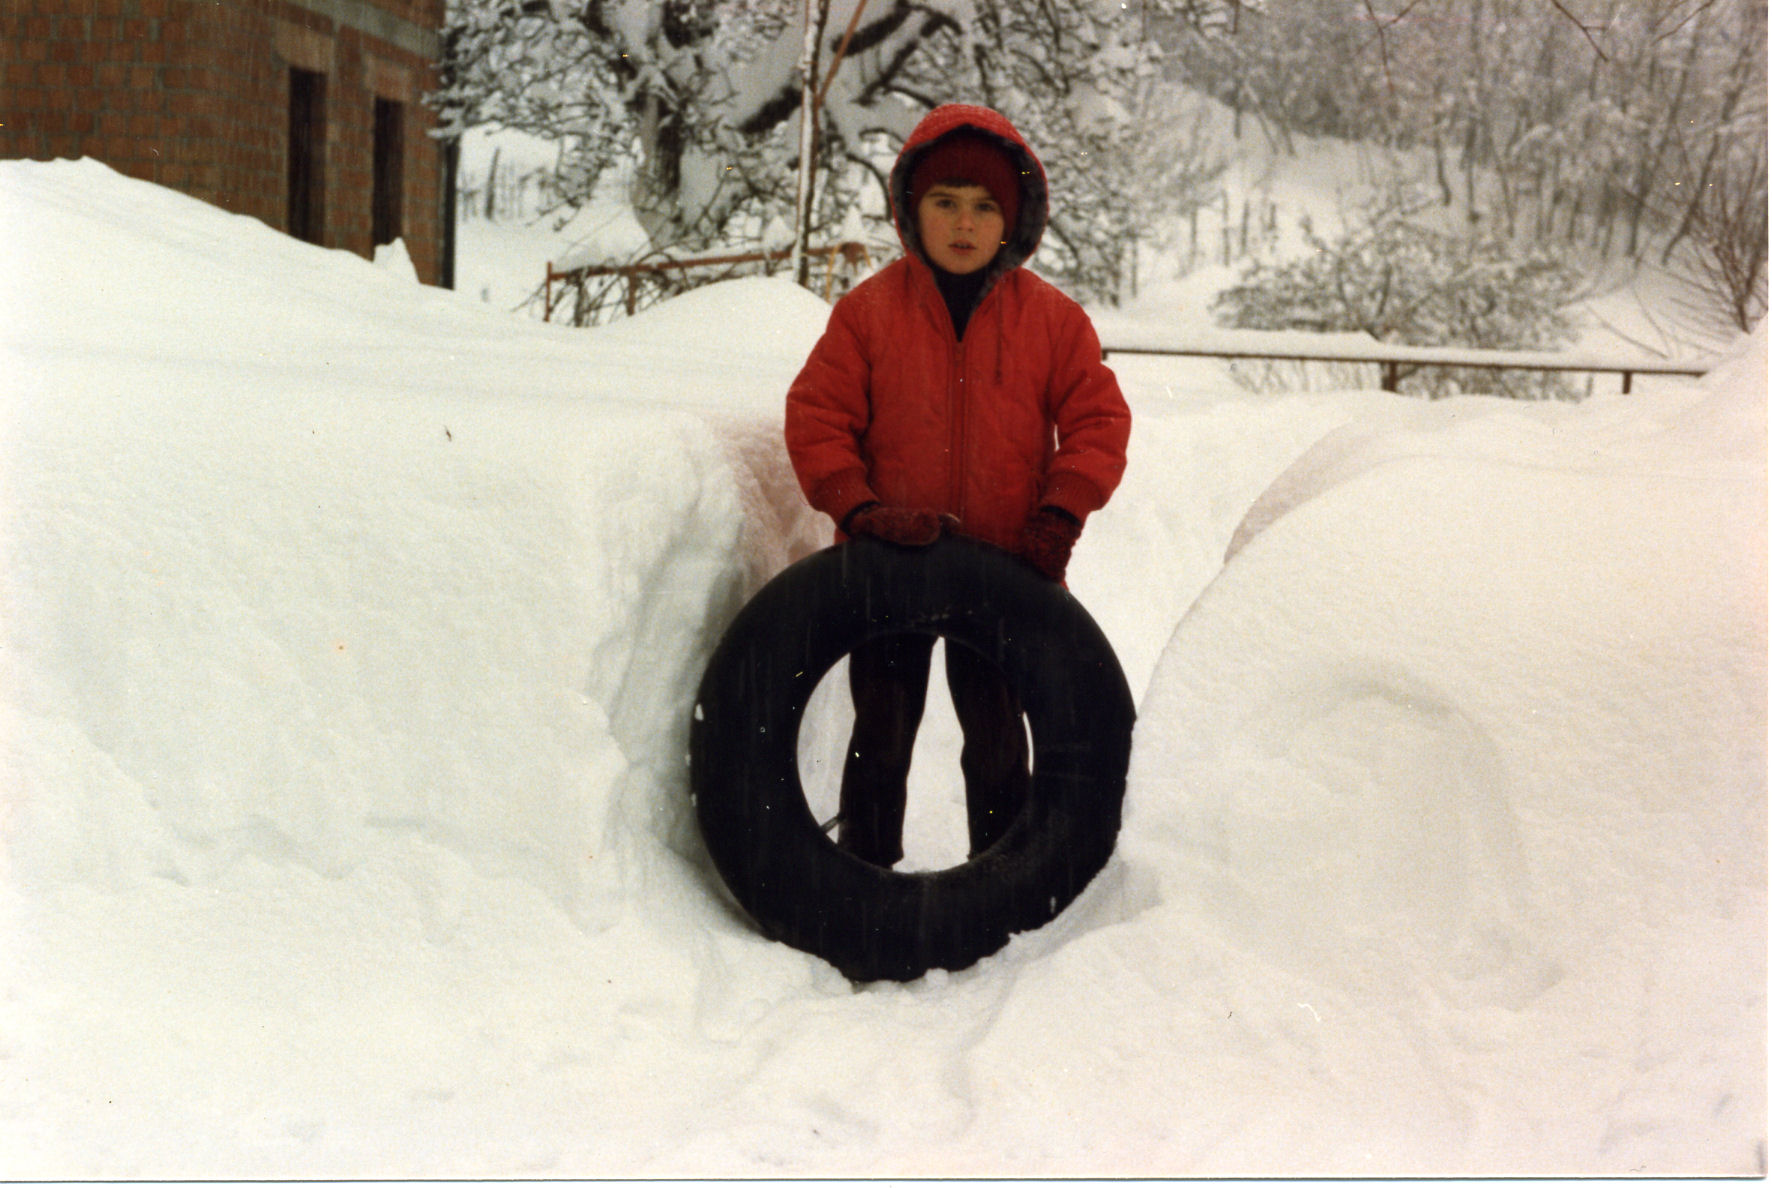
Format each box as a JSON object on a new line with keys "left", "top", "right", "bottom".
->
{"left": 837, "top": 633, "right": 1030, "bottom": 867}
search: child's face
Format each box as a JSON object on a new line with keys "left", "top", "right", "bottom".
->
{"left": 917, "top": 183, "right": 1006, "bottom": 275}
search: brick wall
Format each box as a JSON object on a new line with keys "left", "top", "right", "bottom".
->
{"left": 0, "top": 0, "right": 447, "bottom": 284}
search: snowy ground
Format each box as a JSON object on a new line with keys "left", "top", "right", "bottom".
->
{"left": 0, "top": 157, "right": 1764, "bottom": 1178}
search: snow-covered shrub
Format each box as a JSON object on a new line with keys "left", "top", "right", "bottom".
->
{"left": 1212, "top": 215, "right": 1583, "bottom": 398}
{"left": 1662, "top": 129, "right": 1769, "bottom": 334}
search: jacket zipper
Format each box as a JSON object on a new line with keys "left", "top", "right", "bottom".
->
{"left": 921, "top": 261, "right": 998, "bottom": 522}
{"left": 951, "top": 281, "right": 1004, "bottom": 520}
{"left": 950, "top": 331, "right": 968, "bottom": 519}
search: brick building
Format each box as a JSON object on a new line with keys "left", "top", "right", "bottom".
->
{"left": 1, "top": 0, "right": 454, "bottom": 286}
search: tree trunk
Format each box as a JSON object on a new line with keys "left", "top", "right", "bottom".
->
{"left": 1433, "top": 129, "right": 1453, "bottom": 206}
{"left": 483, "top": 147, "right": 500, "bottom": 221}
{"left": 1661, "top": 4, "right": 1763, "bottom": 266}
{"left": 1628, "top": 14, "right": 1702, "bottom": 259}
{"left": 1462, "top": 0, "right": 1486, "bottom": 230}
{"left": 791, "top": 0, "right": 830, "bottom": 288}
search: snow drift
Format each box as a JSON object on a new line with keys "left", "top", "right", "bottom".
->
{"left": 0, "top": 159, "right": 1764, "bottom": 1178}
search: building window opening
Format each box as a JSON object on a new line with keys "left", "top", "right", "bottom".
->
{"left": 373, "top": 97, "right": 405, "bottom": 248}
{"left": 287, "top": 67, "right": 326, "bottom": 244}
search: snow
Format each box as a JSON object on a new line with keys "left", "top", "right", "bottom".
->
{"left": 1, "top": 157, "right": 1764, "bottom": 1178}
{"left": 454, "top": 127, "right": 651, "bottom": 312}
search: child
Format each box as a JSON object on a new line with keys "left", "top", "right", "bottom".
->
{"left": 784, "top": 103, "right": 1131, "bottom": 868}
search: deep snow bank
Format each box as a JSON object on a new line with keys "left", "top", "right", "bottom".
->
{"left": 1, "top": 160, "right": 829, "bottom": 926}
{"left": 1125, "top": 329, "right": 1768, "bottom": 1172}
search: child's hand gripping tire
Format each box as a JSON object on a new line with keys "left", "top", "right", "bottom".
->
{"left": 689, "top": 535, "right": 1136, "bottom": 983}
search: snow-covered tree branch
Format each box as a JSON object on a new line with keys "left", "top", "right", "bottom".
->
{"left": 433, "top": 0, "right": 1246, "bottom": 305}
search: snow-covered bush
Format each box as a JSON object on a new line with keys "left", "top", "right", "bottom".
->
{"left": 1212, "top": 214, "right": 1583, "bottom": 398}
{"left": 434, "top": 0, "right": 1243, "bottom": 309}
{"left": 1662, "top": 128, "right": 1769, "bottom": 334}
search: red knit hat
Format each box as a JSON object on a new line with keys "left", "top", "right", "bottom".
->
{"left": 909, "top": 130, "right": 1021, "bottom": 235}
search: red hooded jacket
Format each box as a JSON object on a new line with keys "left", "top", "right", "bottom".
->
{"left": 784, "top": 104, "right": 1131, "bottom": 553}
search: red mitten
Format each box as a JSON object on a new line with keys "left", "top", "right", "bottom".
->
{"left": 1015, "top": 506, "right": 1082, "bottom": 581}
{"left": 844, "top": 503, "right": 945, "bottom": 547}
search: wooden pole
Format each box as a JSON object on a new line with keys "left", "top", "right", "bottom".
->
{"left": 790, "top": 0, "right": 827, "bottom": 288}
{"left": 814, "top": 0, "right": 870, "bottom": 112}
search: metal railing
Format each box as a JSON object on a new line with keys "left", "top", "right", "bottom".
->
{"left": 545, "top": 242, "right": 873, "bottom": 323}
{"left": 1100, "top": 332, "right": 1718, "bottom": 393}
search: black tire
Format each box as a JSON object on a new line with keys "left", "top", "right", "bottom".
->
{"left": 690, "top": 534, "right": 1136, "bottom": 983}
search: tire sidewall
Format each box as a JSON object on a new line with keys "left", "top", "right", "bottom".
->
{"left": 691, "top": 535, "right": 1134, "bottom": 982}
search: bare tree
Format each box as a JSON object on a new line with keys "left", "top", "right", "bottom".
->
{"left": 1666, "top": 122, "right": 1770, "bottom": 332}
{"left": 1166, "top": 0, "right": 1766, "bottom": 329}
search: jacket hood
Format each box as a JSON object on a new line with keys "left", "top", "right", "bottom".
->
{"left": 890, "top": 104, "right": 1048, "bottom": 284}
